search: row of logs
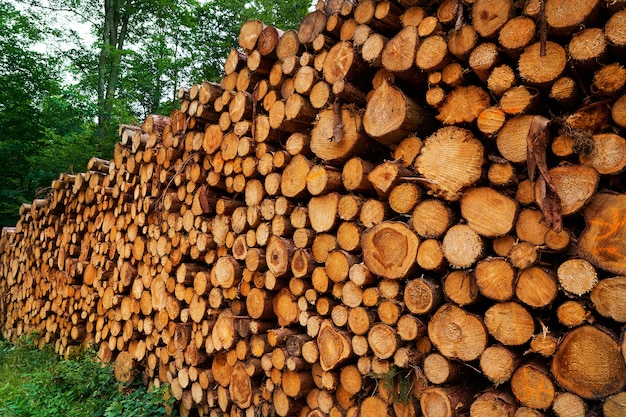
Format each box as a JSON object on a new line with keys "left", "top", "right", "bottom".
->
{"left": 2, "top": 0, "right": 626, "bottom": 416}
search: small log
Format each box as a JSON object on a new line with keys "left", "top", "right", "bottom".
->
{"left": 367, "top": 322, "right": 398, "bottom": 360}
{"left": 471, "top": 0, "right": 514, "bottom": 39}
{"left": 480, "top": 345, "right": 520, "bottom": 385}
{"left": 441, "top": 224, "right": 484, "bottom": 269}
{"left": 578, "top": 192, "right": 626, "bottom": 275}
{"left": 442, "top": 270, "right": 479, "bottom": 307}
{"left": 420, "top": 385, "right": 473, "bottom": 417}
{"left": 590, "top": 276, "right": 626, "bottom": 322}
{"left": 381, "top": 25, "right": 419, "bottom": 77}
{"left": 460, "top": 187, "right": 517, "bottom": 238}
{"left": 239, "top": 20, "right": 265, "bottom": 53}
{"left": 404, "top": 276, "right": 442, "bottom": 315}
{"left": 323, "top": 41, "right": 369, "bottom": 85}
{"left": 310, "top": 103, "right": 372, "bottom": 164}
{"left": 545, "top": 0, "right": 600, "bottom": 36}
{"left": 516, "top": 266, "right": 558, "bottom": 308}
{"left": 361, "top": 221, "right": 419, "bottom": 279}
{"left": 317, "top": 319, "right": 352, "bottom": 371}
{"left": 475, "top": 258, "right": 515, "bottom": 301}
{"left": 428, "top": 303, "right": 488, "bottom": 362}
{"left": 484, "top": 301, "right": 535, "bottom": 346}
{"left": 518, "top": 41, "right": 567, "bottom": 88}
{"left": 511, "top": 361, "right": 555, "bottom": 410}
{"left": 363, "top": 79, "right": 436, "bottom": 145}
{"left": 415, "top": 126, "right": 484, "bottom": 201}
{"left": 470, "top": 390, "right": 517, "bottom": 417}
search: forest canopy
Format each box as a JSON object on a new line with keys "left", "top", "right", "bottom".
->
{"left": 0, "top": 0, "right": 311, "bottom": 226}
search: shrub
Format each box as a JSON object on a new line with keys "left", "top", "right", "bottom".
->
{"left": 0, "top": 336, "right": 177, "bottom": 417}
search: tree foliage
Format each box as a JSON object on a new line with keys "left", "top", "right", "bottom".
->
{"left": 0, "top": 2, "right": 98, "bottom": 226}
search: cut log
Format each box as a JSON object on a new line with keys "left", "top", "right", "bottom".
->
{"left": 415, "top": 126, "right": 484, "bottom": 201}
{"left": 498, "top": 16, "right": 536, "bottom": 56}
{"left": 556, "top": 258, "right": 598, "bottom": 296}
{"left": 510, "top": 361, "right": 555, "bottom": 410}
{"left": 415, "top": 35, "right": 450, "bottom": 72}
{"left": 230, "top": 362, "right": 252, "bottom": 408}
{"left": 436, "top": 85, "right": 491, "bottom": 126}
{"left": 590, "top": 276, "right": 626, "bottom": 322}
{"left": 518, "top": 42, "right": 567, "bottom": 87}
{"left": 273, "top": 287, "right": 299, "bottom": 327}
{"left": 281, "top": 154, "right": 312, "bottom": 198}
{"left": 308, "top": 192, "right": 340, "bottom": 233}
{"left": 367, "top": 322, "right": 398, "bottom": 359}
{"left": 475, "top": 258, "right": 515, "bottom": 301}
{"left": 447, "top": 24, "right": 478, "bottom": 62}
{"left": 516, "top": 266, "right": 558, "bottom": 308}
{"left": 442, "top": 270, "right": 479, "bottom": 307}
{"left": 363, "top": 79, "right": 436, "bottom": 145}
{"left": 428, "top": 304, "right": 488, "bottom": 362}
{"left": 420, "top": 385, "right": 473, "bottom": 417}
{"left": 298, "top": 10, "right": 328, "bottom": 47}
{"left": 381, "top": 25, "right": 419, "bottom": 76}
{"left": 579, "top": 133, "right": 626, "bottom": 175}
{"left": 361, "top": 221, "right": 419, "bottom": 279}
{"left": 551, "top": 325, "right": 626, "bottom": 399}
{"left": 604, "top": 392, "right": 626, "bottom": 417}
{"left": 323, "top": 41, "right": 369, "bottom": 85}
{"left": 480, "top": 345, "right": 519, "bottom": 385}
{"left": 317, "top": 319, "right": 352, "bottom": 371}
{"left": 113, "top": 350, "right": 136, "bottom": 382}
{"left": 238, "top": 20, "right": 265, "bottom": 53}
{"left": 404, "top": 277, "right": 442, "bottom": 315}
{"left": 266, "top": 236, "right": 295, "bottom": 279}
{"left": 411, "top": 199, "right": 454, "bottom": 239}
{"left": 470, "top": 390, "right": 517, "bottom": 417}
{"left": 423, "top": 352, "right": 461, "bottom": 384}
{"left": 441, "top": 224, "right": 484, "bottom": 269}
{"left": 310, "top": 103, "right": 372, "bottom": 164}
{"left": 460, "top": 187, "right": 517, "bottom": 238}
{"left": 471, "top": 0, "right": 513, "bottom": 39}
{"left": 534, "top": 164, "right": 599, "bottom": 216}
{"left": 484, "top": 301, "right": 535, "bottom": 346}
{"left": 578, "top": 192, "right": 626, "bottom": 275}
{"left": 545, "top": 0, "right": 600, "bottom": 36}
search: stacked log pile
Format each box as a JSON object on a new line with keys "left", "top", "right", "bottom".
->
{"left": 2, "top": 0, "right": 626, "bottom": 416}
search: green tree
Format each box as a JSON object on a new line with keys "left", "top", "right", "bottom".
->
{"left": 0, "top": 3, "right": 68, "bottom": 225}
{"left": 57, "top": 0, "right": 312, "bottom": 146}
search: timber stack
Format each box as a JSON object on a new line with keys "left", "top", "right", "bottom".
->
{"left": 2, "top": 0, "right": 626, "bottom": 416}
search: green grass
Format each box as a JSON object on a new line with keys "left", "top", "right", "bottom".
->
{"left": 0, "top": 335, "right": 177, "bottom": 417}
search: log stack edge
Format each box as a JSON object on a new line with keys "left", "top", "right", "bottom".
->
{"left": 2, "top": 0, "right": 626, "bottom": 416}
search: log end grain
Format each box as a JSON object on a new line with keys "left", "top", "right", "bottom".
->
{"left": 442, "top": 224, "right": 484, "bottom": 269}
{"left": 460, "top": 187, "right": 518, "bottom": 238}
{"left": 428, "top": 304, "right": 488, "bottom": 362}
{"left": 317, "top": 319, "right": 352, "bottom": 371}
{"left": 361, "top": 221, "right": 419, "bottom": 279}
{"left": 578, "top": 192, "right": 626, "bottom": 275}
{"left": 551, "top": 325, "right": 626, "bottom": 400}
{"left": 415, "top": 126, "right": 484, "bottom": 201}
